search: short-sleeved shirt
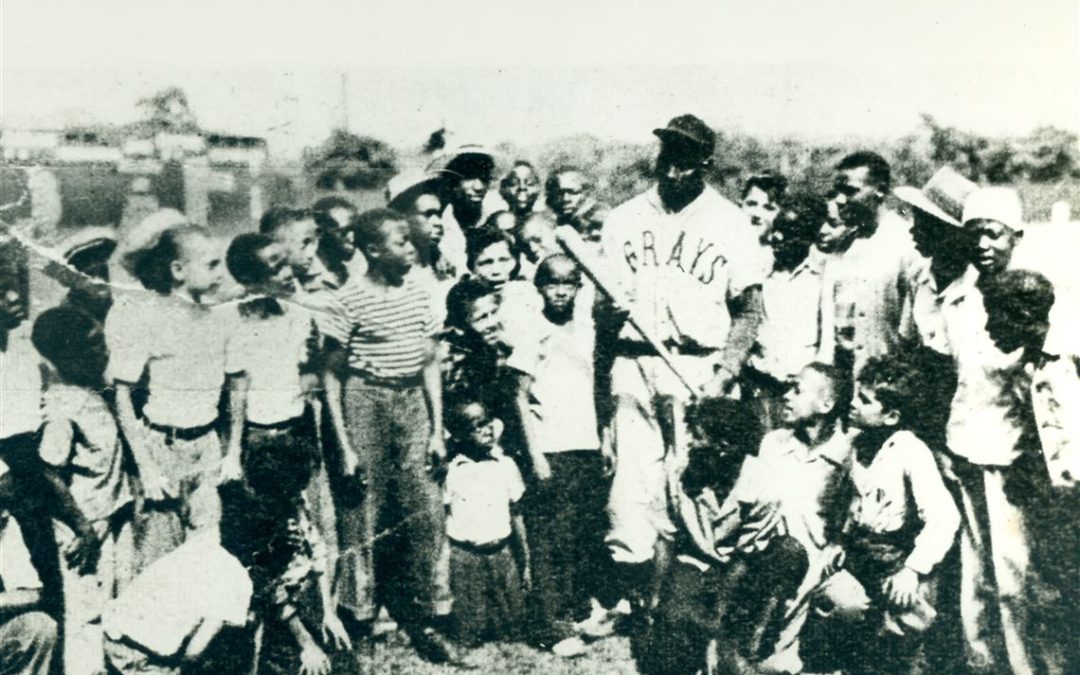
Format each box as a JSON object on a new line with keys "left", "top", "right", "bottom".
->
{"left": 750, "top": 254, "right": 828, "bottom": 381}
{"left": 39, "top": 383, "right": 133, "bottom": 523}
{"left": 323, "top": 272, "right": 437, "bottom": 381}
{"left": 0, "top": 509, "right": 43, "bottom": 591}
{"left": 105, "top": 295, "right": 237, "bottom": 429}
{"left": 103, "top": 530, "right": 252, "bottom": 659}
{"left": 444, "top": 453, "right": 524, "bottom": 547}
{"left": 758, "top": 426, "right": 853, "bottom": 556}
{"left": 0, "top": 321, "right": 43, "bottom": 439}
{"left": 601, "top": 185, "right": 772, "bottom": 352}
{"left": 943, "top": 267, "right": 1026, "bottom": 466}
{"left": 226, "top": 299, "right": 316, "bottom": 425}
{"left": 513, "top": 314, "right": 600, "bottom": 453}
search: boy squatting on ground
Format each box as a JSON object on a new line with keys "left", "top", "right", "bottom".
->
{"left": 802, "top": 355, "right": 960, "bottom": 675}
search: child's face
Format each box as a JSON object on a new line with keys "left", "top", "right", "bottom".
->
{"left": 520, "top": 220, "right": 556, "bottom": 263}
{"left": 369, "top": 220, "right": 417, "bottom": 277}
{"left": 459, "top": 402, "right": 496, "bottom": 453}
{"left": 967, "top": 219, "right": 1020, "bottom": 276}
{"left": 984, "top": 301, "right": 1048, "bottom": 355}
{"left": 414, "top": 194, "right": 444, "bottom": 244}
{"left": 537, "top": 267, "right": 580, "bottom": 317}
{"left": 0, "top": 284, "right": 28, "bottom": 329}
{"left": 848, "top": 383, "right": 897, "bottom": 430}
{"left": 765, "top": 217, "right": 813, "bottom": 268}
{"left": 254, "top": 243, "right": 296, "bottom": 297}
{"left": 175, "top": 234, "right": 224, "bottom": 299}
{"left": 553, "top": 172, "right": 586, "bottom": 217}
{"left": 782, "top": 368, "right": 834, "bottom": 425}
{"left": 277, "top": 218, "right": 319, "bottom": 277}
{"left": 466, "top": 294, "right": 503, "bottom": 347}
{"left": 502, "top": 166, "right": 540, "bottom": 215}
{"left": 472, "top": 241, "right": 516, "bottom": 288}
{"left": 817, "top": 199, "right": 860, "bottom": 254}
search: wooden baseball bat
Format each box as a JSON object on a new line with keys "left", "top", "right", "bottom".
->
{"left": 554, "top": 225, "right": 698, "bottom": 398}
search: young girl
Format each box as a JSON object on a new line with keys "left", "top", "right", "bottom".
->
{"left": 443, "top": 399, "right": 530, "bottom": 647}
{"left": 107, "top": 218, "right": 247, "bottom": 569}
{"left": 465, "top": 226, "right": 541, "bottom": 350}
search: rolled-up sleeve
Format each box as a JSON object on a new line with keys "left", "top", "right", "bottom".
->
{"left": 904, "top": 445, "right": 961, "bottom": 575}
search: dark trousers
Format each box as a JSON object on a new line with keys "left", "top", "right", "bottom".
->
{"left": 636, "top": 536, "right": 807, "bottom": 675}
{"left": 523, "top": 450, "right": 609, "bottom": 643}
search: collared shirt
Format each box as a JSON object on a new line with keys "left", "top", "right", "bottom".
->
{"left": 848, "top": 430, "right": 960, "bottom": 576}
{"left": 758, "top": 426, "right": 854, "bottom": 556}
{"left": 819, "top": 215, "right": 920, "bottom": 377}
{"left": 103, "top": 530, "right": 252, "bottom": 658}
{"left": 226, "top": 299, "right": 316, "bottom": 425}
{"left": 105, "top": 294, "right": 238, "bottom": 429}
{"left": 444, "top": 453, "right": 524, "bottom": 547}
{"left": 1028, "top": 353, "right": 1080, "bottom": 488}
{"left": 943, "top": 266, "right": 1026, "bottom": 466}
{"left": 0, "top": 508, "right": 43, "bottom": 592}
{"left": 902, "top": 259, "right": 967, "bottom": 356}
{"left": 670, "top": 455, "right": 785, "bottom": 570}
{"left": 39, "top": 383, "right": 133, "bottom": 523}
{"left": 600, "top": 185, "right": 772, "bottom": 359}
{"left": 750, "top": 253, "right": 828, "bottom": 380}
{"left": 324, "top": 271, "right": 437, "bottom": 381}
{"left": 0, "top": 320, "right": 43, "bottom": 439}
{"left": 514, "top": 312, "right": 600, "bottom": 453}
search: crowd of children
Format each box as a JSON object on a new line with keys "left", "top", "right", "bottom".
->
{"left": 0, "top": 114, "right": 1077, "bottom": 675}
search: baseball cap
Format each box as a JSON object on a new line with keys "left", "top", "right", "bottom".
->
{"left": 653, "top": 114, "right": 716, "bottom": 156}
{"left": 385, "top": 169, "right": 442, "bottom": 212}
{"left": 893, "top": 166, "right": 977, "bottom": 227}
{"left": 962, "top": 187, "right": 1023, "bottom": 231}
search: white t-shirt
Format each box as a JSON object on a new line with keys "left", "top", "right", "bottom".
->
{"left": 600, "top": 185, "right": 771, "bottom": 355}
{"left": 106, "top": 294, "right": 238, "bottom": 429}
{"left": 226, "top": 300, "right": 315, "bottom": 425}
{"left": 0, "top": 320, "right": 42, "bottom": 439}
{"left": 444, "top": 453, "right": 524, "bottom": 547}
{"left": 103, "top": 530, "right": 252, "bottom": 658}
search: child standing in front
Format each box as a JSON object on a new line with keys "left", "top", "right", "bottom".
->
{"left": 107, "top": 221, "right": 247, "bottom": 568}
{"left": 32, "top": 307, "right": 136, "bottom": 675}
{"left": 807, "top": 355, "right": 960, "bottom": 675}
{"left": 443, "top": 399, "right": 530, "bottom": 648}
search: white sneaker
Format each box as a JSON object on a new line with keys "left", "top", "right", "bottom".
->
{"left": 574, "top": 599, "right": 623, "bottom": 638}
{"left": 552, "top": 636, "right": 588, "bottom": 658}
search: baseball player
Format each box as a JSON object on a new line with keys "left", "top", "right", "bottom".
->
{"left": 598, "top": 114, "right": 772, "bottom": 584}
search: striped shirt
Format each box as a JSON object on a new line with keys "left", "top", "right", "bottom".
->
{"left": 325, "top": 272, "right": 437, "bottom": 381}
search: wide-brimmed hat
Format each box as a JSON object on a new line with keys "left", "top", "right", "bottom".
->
{"left": 893, "top": 166, "right": 977, "bottom": 227}
{"left": 435, "top": 144, "right": 497, "bottom": 181}
{"left": 963, "top": 187, "right": 1023, "bottom": 231}
{"left": 653, "top": 114, "right": 716, "bottom": 156}
{"left": 386, "top": 169, "right": 443, "bottom": 211}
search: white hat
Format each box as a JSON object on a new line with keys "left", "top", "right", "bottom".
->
{"left": 59, "top": 227, "right": 118, "bottom": 265}
{"left": 962, "top": 187, "right": 1023, "bottom": 231}
{"left": 385, "top": 169, "right": 442, "bottom": 211}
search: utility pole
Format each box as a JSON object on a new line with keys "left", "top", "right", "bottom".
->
{"left": 338, "top": 72, "right": 350, "bottom": 131}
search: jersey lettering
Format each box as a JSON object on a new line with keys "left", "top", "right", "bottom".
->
{"left": 618, "top": 229, "right": 728, "bottom": 286}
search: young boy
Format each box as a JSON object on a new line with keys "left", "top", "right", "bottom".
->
{"left": 808, "top": 355, "right": 960, "bottom": 675}
{"left": 32, "top": 307, "right": 137, "bottom": 675}
{"left": 981, "top": 269, "right": 1079, "bottom": 673}
{"left": 512, "top": 255, "right": 607, "bottom": 654}
{"left": 746, "top": 195, "right": 830, "bottom": 430}
{"left": 642, "top": 398, "right": 807, "bottom": 675}
{"left": 756, "top": 363, "right": 854, "bottom": 673}
{"left": 108, "top": 223, "right": 246, "bottom": 568}
{"left": 322, "top": 208, "right": 457, "bottom": 664}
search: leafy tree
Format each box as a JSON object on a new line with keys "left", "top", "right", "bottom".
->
{"left": 304, "top": 129, "right": 398, "bottom": 191}
{"left": 133, "top": 87, "right": 200, "bottom": 135}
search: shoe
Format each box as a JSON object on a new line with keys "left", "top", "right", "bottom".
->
{"left": 410, "top": 626, "right": 466, "bottom": 666}
{"left": 574, "top": 599, "right": 624, "bottom": 638}
{"left": 552, "top": 636, "right": 589, "bottom": 658}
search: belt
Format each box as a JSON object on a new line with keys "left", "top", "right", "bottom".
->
{"left": 348, "top": 371, "right": 424, "bottom": 389}
{"left": 145, "top": 421, "right": 216, "bottom": 443}
{"left": 246, "top": 415, "right": 305, "bottom": 432}
{"left": 450, "top": 537, "right": 510, "bottom": 555}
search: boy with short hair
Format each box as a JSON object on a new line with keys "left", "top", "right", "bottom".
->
{"left": 513, "top": 254, "right": 607, "bottom": 654}
{"left": 32, "top": 306, "right": 137, "bottom": 675}
{"left": 323, "top": 208, "right": 457, "bottom": 663}
{"left": 808, "top": 355, "right": 960, "bottom": 675}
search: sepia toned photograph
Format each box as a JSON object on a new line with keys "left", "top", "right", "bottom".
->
{"left": 1, "top": 1, "right": 1077, "bottom": 673}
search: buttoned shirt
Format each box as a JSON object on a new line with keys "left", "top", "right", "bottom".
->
{"left": 848, "top": 430, "right": 960, "bottom": 576}
{"left": 444, "top": 453, "right": 524, "bottom": 547}
{"left": 750, "top": 254, "right": 828, "bottom": 380}
{"left": 943, "top": 266, "right": 1026, "bottom": 466}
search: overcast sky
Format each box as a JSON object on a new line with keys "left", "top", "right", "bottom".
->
{"left": 3, "top": 0, "right": 1077, "bottom": 158}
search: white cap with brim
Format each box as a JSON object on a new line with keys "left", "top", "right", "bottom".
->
{"left": 962, "top": 187, "right": 1023, "bottom": 231}
{"left": 893, "top": 166, "right": 978, "bottom": 228}
{"left": 60, "top": 227, "right": 118, "bottom": 264}
{"left": 119, "top": 208, "right": 189, "bottom": 275}
{"left": 386, "top": 169, "right": 442, "bottom": 211}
